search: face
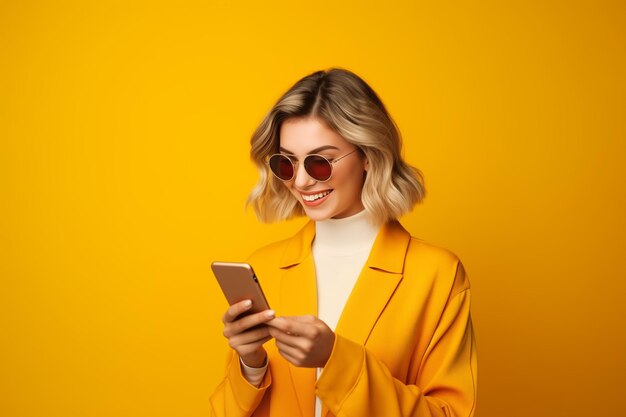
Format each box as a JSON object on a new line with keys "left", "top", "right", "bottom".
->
{"left": 278, "top": 117, "right": 368, "bottom": 221}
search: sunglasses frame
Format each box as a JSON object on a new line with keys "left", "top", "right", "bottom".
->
{"left": 267, "top": 148, "right": 359, "bottom": 182}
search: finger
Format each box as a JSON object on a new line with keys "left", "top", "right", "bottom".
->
{"left": 289, "top": 314, "right": 317, "bottom": 324}
{"left": 267, "top": 317, "right": 320, "bottom": 340}
{"left": 229, "top": 325, "right": 271, "bottom": 347}
{"left": 223, "top": 309, "right": 276, "bottom": 338}
{"left": 275, "top": 340, "right": 305, "bottom": 363}
{"left": 266, "top": 317, "right": 311, "bottom": 338}
{"left": 231, "top": 333, "right": 271, "bottom": 352}
{"left": 235, "top": 335, "right": 273, "bottom": 357}
{"left": 277, "top": 349, "right": 300, "bottom": 366}
{"left": 222, "top": 300, "right": 253, "bottom": 324}
{"left": 267, "top": 326, "right": 302, "bottom": 346}
{"left": 269, "top": 328, "right": 316, "bottom": 356}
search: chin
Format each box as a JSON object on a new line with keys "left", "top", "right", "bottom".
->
{"left": 300, "top": 202, "right": 339, "bottom": 222}
{"left": 302, "top": 209, "right": 334, "bottom": 222}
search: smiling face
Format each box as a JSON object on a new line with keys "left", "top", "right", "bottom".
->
{"left": 278, "top": 117, "right": 368, "bottom": 221}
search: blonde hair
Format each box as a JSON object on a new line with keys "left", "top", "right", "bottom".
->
{"left": 247, "top": 68, "right": 425, "bottom": 224}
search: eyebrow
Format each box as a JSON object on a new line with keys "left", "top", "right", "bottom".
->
{"left": 279, "top": 145, "right": 340, "bottom": 155}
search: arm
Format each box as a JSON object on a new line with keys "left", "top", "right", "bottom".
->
{"left": 316, "top": 288, "right": 477, "bottom": 417}
{"left": 209, "top": 301, "right": 276, "bottom": 417}
{"left": 209, "top": 349, "right": 272, "bottom": 417}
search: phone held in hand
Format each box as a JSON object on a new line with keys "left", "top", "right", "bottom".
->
{"left": 211, "top": 261, "right": 271, "bottom": 319}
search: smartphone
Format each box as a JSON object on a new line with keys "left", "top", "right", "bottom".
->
{"left": 211, "top": 261, "right": 271, "bottom": 319}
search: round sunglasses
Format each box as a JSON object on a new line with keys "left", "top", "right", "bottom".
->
{"left": 268, "top": 148, "right": 359, "bottom": 182}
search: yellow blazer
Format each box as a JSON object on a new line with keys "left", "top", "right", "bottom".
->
{"left": 210, "top": 220, "right": 477, "bottom": 417}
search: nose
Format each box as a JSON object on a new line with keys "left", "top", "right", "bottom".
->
{"left": 293, "top": 160, "right": 316, "bottom": 189}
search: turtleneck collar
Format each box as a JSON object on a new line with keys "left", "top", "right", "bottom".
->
{"left": 313, "top": 210, "right": 380, "bottom": 256}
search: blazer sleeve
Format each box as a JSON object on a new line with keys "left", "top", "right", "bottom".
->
{"left": 315, "top": 275, "right": 477, "bottom": 417}
{"left": 209, "top": 349, "right": 272, "bottom": 417}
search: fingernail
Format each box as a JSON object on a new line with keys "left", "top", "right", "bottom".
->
{"left": 243, "top": 300, "right": 252, "bottom": 308}
{"left": 266, "top": 310, "right": 275, "bottom": 318}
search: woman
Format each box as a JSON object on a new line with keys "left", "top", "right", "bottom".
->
{"left": 210, "top": 69, "right": 477, "bottom": 417}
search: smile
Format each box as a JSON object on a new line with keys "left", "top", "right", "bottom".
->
{"left": 301, "top": 190, "right": 332, "bottom": 202}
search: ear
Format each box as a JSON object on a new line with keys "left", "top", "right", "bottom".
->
{"left": 363, "top": 157, "right": 369, "bottom": 172}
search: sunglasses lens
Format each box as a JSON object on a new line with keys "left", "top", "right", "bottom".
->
{"left": 304, "top": 155, "right": 332, "bottom": 181}
{"left": 269, "top": 155, "right": 294, "bottom": 180}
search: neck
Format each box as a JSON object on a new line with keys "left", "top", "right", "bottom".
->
{"left": 313, "top": 210, "right": 380, "bottom": 255}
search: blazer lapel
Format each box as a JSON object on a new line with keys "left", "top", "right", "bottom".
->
{"left": 335, "top": 220, "right": 410, "bottom": 346}
{"left": 320, "top": 221, "right": 410, "bottom": 417}
{"left": 279, "top": 221, "right": 318, "bottom": 417}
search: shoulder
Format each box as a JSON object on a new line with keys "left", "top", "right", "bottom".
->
{"left": 402, "top": 229, "right": 470, "bottom": 295}
{"left": 384, "top": 221, "right": 461, "bottom": 269}
{"left": 246, "top": 220, "right": 315, "bottom": 270}
{"left": 246, "top": 236, "right": 292, "bottom": 264}
{"left": 406, "top": 236, "right": 461, "bottom": 269}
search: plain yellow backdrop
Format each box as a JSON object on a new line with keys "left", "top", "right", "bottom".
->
{"left": 1, "top": 1, "right": 625, "bottom": 416}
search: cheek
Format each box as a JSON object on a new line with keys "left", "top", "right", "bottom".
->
{"left": 278, "top": 179, "right": 293, "bottom": 192}
{"left": 334, "top": 170, "right": 365, "bottom": 194}
{"left": 286, "top": 183, "right": 300, "bottom": 197}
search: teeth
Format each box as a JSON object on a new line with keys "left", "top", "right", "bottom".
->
{"left": 302, "top": 191, "right": 331, "bottom": 202}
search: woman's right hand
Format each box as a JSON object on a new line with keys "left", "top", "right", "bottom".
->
{"left": 222, "top": 300, "right": 275, "bottom": 368}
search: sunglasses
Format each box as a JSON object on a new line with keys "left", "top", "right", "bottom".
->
{"left": 268, "top": 148, "right": 359, "bottom": 182}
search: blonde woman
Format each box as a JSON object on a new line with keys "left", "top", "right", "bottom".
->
{"left": 211, "top": 69, "right": 477, "bottom": 417}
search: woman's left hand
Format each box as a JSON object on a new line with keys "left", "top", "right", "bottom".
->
{"left": 266, "top": 315, "right": 335, "bottom": 368}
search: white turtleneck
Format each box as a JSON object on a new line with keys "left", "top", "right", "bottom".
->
{"left": 312, "top": 210, "right": 380, "bottom": 417}
{"left": 241, "top": 210, "right": 381, "bottom": 417}
{"left": 312, "top": 209, "right": 380, "bottom": 332}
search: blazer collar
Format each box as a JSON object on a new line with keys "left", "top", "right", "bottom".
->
{"left": 279, "top": 219, "right": 410, "bottom": 273}
{"left": 279, "top": 220, "right": 316, "bottom": 268}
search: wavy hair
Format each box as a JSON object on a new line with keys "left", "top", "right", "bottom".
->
{"left": 247, "top": 68, "right": 425, "bottom": 224}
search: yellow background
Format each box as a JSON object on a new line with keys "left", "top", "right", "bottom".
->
{"left": 1, "top": 1, "right": 625, "bottom": 416}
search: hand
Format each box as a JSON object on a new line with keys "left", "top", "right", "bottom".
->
{"left": 266, "top": 315, "right": 335, "bottom": 368}
{"left": 221, "top": 300, "right": 276, "bottom": 368}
